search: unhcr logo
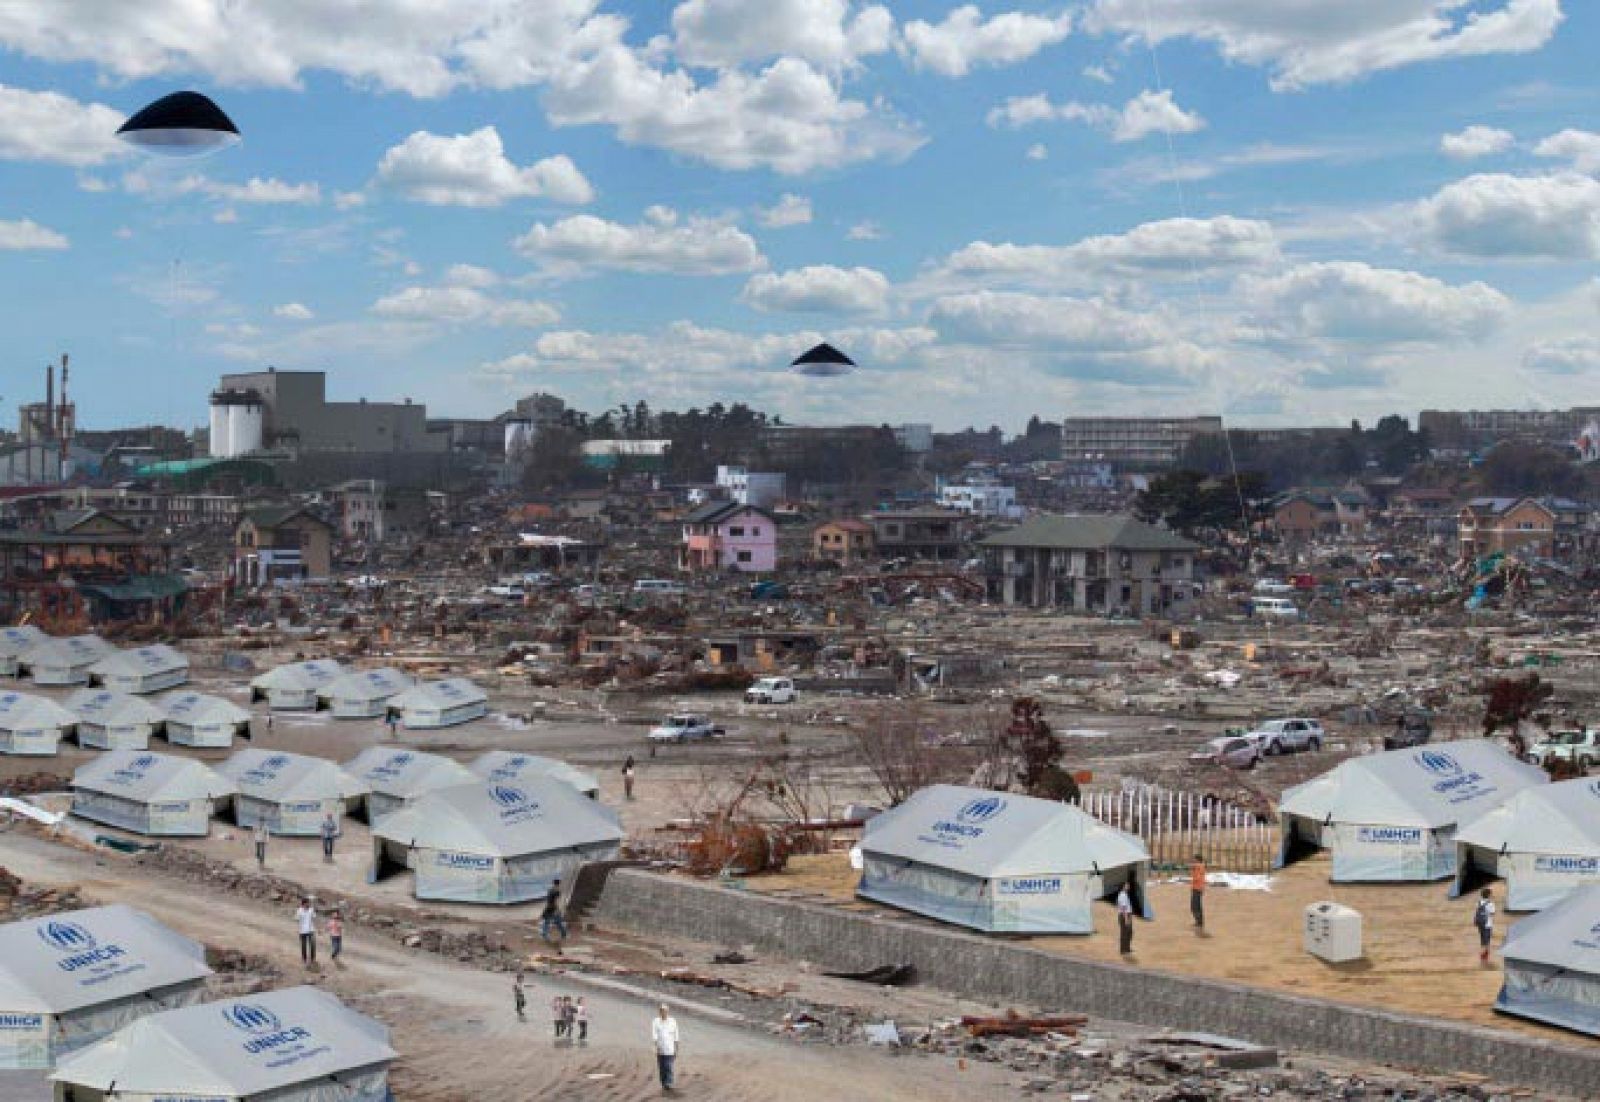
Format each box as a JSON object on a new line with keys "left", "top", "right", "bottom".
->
{"left": 489, "top": 784, "right": 527, "bottom": 809}
{"left": 130, "top": 754, "right": 157, "bottom": 771}
{"left": 1414, "top": 750, "right": 1461, "bottom": 777}
{"left": 957, "top": 796, "right": 1006, "bottom": 825}
{"left": 223, "top": 1003, "right": 282, "bottom": 1036}
{"left": 38, "top": 920, "right": 96, "bottom": 953}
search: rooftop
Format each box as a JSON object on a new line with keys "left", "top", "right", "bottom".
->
{"left": 981, "top": 514, "right": 1199, "bottom": 552}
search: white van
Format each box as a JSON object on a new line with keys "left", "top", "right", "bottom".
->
{"left": 745, "top": 677, "right": 796, "bottom": 705}
{"left": 1252, "top": 596, "right": 1300, "bottom": 621}
{"left": 632, "top": 579, "right": 687, "bottom": 597}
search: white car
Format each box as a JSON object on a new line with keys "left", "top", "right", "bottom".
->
{"left": 485, "top": 583, "right": 525, "bottom": 600}
{"left": 1246, "top": 718, "right": 1325, "bottom": 755}
{"left": 647, "top": 714, "right": 721, "bottom": 743}
{"left": 1189, "top": 735, "right": 1261, "bottom": 770}
{"left": 1251, "top": 596, "right": 1301, "bottom": 620}
{"left": 1253, "top": 579, "right": 1295, "bottom": 596}
{"left": 745, "top": 677, "right": 796, "bottom": 705}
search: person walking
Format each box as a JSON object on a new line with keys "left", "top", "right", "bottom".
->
{"left": 1116, "top": 883, "right": 1135, "bottom": 956}
{"left": 562, "top": 997, "right": 577, "bottom": 1042}
{"left": 253, "top": 821, "right": 268, "bottom": 869}
{"left": 327, "top": 908, "right": 344, "bottom": 965}
{"left": 623, "top": 756, "right": 636, "bottom": 801}
{"left": 513, "top": 972, "right": 527, "bottom": 1022}
{"left": 320, "top": 814, "right": 338, "bottom": 863}
{"left": 1189, "top": 854, "right": 1207, "bottom": 929}
{"left": 652, "top": 1004, "right": 679, "bottom": 1093}
{"left": 1474, "top": 887, "right": 1496, "bottom": 964}
{"left": 551, "top": 994, "right": 566, "bottom": 1039}
{"left": 574, "top": 997, "right": 588, "bottom": 1042}
{"left": 295, "top": 897, "right": 317, "bottom": 966}
{"left": 541, "top": 880, "right": 569, "bottom": 943}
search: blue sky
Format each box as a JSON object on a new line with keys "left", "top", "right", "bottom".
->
{"left": 2, "top": 1, "right": 1599, "bottom": 434}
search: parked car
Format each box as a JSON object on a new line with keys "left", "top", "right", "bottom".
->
{"left": 1383, "top": 711, "right": 1433, "bottom": 751}
{"left": 633, "top": 579, "right": 687, "bottom": 597}
{"left": 1253, "top": 579, "right": 1294, "bottom": 596}
{"left": 1530, "top": 728, "right": 1599, "bottom": 770}
{"left": 744, "top": 677, "right": 796, "bottom": 705}
{"left": 484, "top": 583, "right": 525, "bottom": 600}
{"left": 1246, "top": 718, "right": 1325, "bottom": 755}
{"left": 1251, "top": 596, "right": 1301, "bottom": 620}
{"left": 647, "top": 714, "right": 722, "bottom": 743}
{"left": 1189, "top": 735, "right": 1261, "bottom": 770}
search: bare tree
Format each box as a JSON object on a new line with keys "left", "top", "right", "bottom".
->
{"left": 850, "top": 699, "right": 992, "bottom": 806}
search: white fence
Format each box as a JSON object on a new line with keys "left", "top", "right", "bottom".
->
{"left": 1080, "top": 785, "right": 1277, "bottom": 873}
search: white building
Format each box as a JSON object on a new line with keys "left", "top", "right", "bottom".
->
{"left": 939, "top": 480, "right": 1022, "bottom": 519}
{"left": 88, "top": 644, "right": 189, "bottom": 695}
{"left": 386, "top": 679, "right": 488, "bottom": 729}
{"left": 218, "top": 749, "right": 370, "bottom": 836}
{"left": 0, "top": 692, "right": 77, "bottom": 755}
{"left": 894, "top": 423, "right": 933, "bottom": 455}
{"left": 67, "top": 690, "right": 164, "bottom": 750}
{"left": 344, "top": 747, "right": 477, "bottom": 821}
{"left": 71, "top": 751, "right": 235, "bottom": 836}
{"left": 19, "top": 635, "right": 116, "bottom": 687}
{"left": 250, "top": 658, "right": 346, "bottom": 710}
{"left": 716, "top": 465, "right": 786, "bottom": 509}
{"left": 0, "top": 625, "right": 47, "bottom": 676}
{"left": 470, "top": 751, "right": 600, "bottom": 799}
{"left": 318, "top": 667, "right": 413, "bottom": 719}
{"left": 161, "top": 692, "right": 251, "bottom": 747}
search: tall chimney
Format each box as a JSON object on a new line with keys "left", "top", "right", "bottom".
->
{"left": 45, "top": 363, "right": 53, "bottom": 426}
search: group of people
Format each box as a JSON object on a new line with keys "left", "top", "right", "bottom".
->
{"left": 252, "top": 813, "right": 341, "bottom": 869}
{"left": 550, "top": 994, "right": 589, "bottom": 1041}
{"left": 1116, "top": 855, "right": 1210, "bottom": 956}
{"left": 511, "top": 973, "right": 681, "bottom": 1093}
{"left": 293, "top": 896, "right": 344, "bottom": 967}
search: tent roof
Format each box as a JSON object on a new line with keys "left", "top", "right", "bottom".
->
{"left": 1500, "top": 883, "right": 1600, "bottom": 973}
{"left": 322, "top": 667, "right": 412, "bottom": 700}
{"left": 343, "top": 747, "right": 475, "bottom": 798}
{"left": 470, "top": 751, "right": 599, "bottom": 796}
{"left": 22, "top": 635, "right": 115, "bottom": 667}
{"left": 861, "top": 784, "right": 1148, "bottom": 879}
{"left": 66, "top": 689, "right": 166, "bottom": 727}
{"left": 0, "top": 625, "right": 46, "bottom": 659}
{"left": 250, "top": 658, "right": 345, "bottom": 692}
{"left": 0, "top": 691, "right": 77, "bottom": 731}
{"left": 388, "top": 678, "right": 488, "bottom": 711}
{"left": 218, "top": 749, "right": 370, "bottom": 803}
{"left": 72, "top": 750, "right": 235, "bottom": 803}
{"left": 0, "top": 904, "right": 210, "bottom": 1015}
{"left": 161, "top": 691, "right": 251, "bottom": 725}
{"left": 372, "top": 778, "right": 622, "bottom": 857}
{"left": 51, "top": 985, "right": 395, "bottom": 1095}
{"left": 89, "top": 644, "right": 189, "bottom": 678}
{"left": 1279, "top": 741, "right": 1547, "bottom": 830}
{"left": 1456, "top": 777, "right": 1600, "bottom": 855}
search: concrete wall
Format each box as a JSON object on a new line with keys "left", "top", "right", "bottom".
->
{"left": 593, "top": 870, "right": 1600, "bottom": 1098}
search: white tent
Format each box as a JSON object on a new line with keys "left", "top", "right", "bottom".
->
{"left": 0, "top": 905, "right": 210, "bottom": 1070}
{"left": 71, "top": 751, "right": 235, "bottom": 836}
{"left": 218, "top": 749, "right": 369, "bottom": 835}
{"left": 1279, "top": 741, "right": 1548, "bottom": 882}
{"left": 471, "top": 750, "right": 600, "bottom": 798}
{"left": 319, "top": 667, "right": 412, "bottom": 719}
{"left": 386, "top": 678, "right": 488, "bottom": 729}
{"left": 20, "top": 636, "right": 115, "bottom": 687}
{"left": 160, "top": 692, "right": 251, "bottom": 748}
{"left": 344, "top": 747, "right": 476, "bottom": 821}
{"left": 0, "top": 692, "right": 76, "bottom": 756}
{"left": 1454, "top": 778, "right": 1600, "bottom": 911}
{"left": 249, "top": 659, "right": 345, "bottom": 710}
{"left": 87, "top": 645, "right": 188, "bottom": 694}
{"left": 857, "top": 785, "right": 1151, "bottom": 934}
{"left": 66, "top": 690, "right": 164, "bottom": 751}
{"left": 0, "top": 626, "right": 47, "bottom": 677}
{"left": 1495, "top": 883, "right": 1600, "bottom": 1036}
{"left": 371, "top": 778, "right": 623, "bottom": 904}
{"left": 51, "top": 985, "right": 397, "bottom": 1102}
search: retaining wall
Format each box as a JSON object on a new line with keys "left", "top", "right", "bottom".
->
{"left": 593, "top": 869, "right": 1600, "bottom": 1097}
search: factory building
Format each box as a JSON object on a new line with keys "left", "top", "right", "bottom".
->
{"left": 209, "top": 369, "right": 446, "bottom": 458}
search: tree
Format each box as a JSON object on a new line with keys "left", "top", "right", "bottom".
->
{"left": 520, "top": 426, "right": 589, "bottom": 495}
{"left": 1482, "top": 673, "right": 1553, "bottom": 760}
{"left": 1480, "top": 442, "right": 1582, "bottom": 497}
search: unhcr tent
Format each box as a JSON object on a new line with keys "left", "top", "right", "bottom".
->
{"left": 857, "top": 785, "right": 1151, "bottom": 934}
{"left": 1454, "top": 778, "right": 1600, "bottom": 910}
{"left": 371, "top": 779, "right": 623, "bottom": 904}
{"left": 386, "top": 678, "right": 488, "bottom": 729}
{"left": 0, "top": 626, "right": 47, "bottom": 677}
{"left": 161, "top": 692, "right": 251, "bottom": 747}
{"left": 249, "top": 658, "right": 345, "bottom": 710}
{"left": 1495, "top": 883, "right": 1600, "bottom": 1036}
{"left": 71, "top": 751, "right": 234, "bottom": 836}
{"left": 1279, "top": 741, "right": 1548, "bottom": 882}
{"left": 319, "top": 667, "right": 412, "bottom": 718}
{"left": 0, "top": 693, "right": 76, "bottom": 755}
{"left": 344, "top": 747, "right": 475, "bottom": 821}
{"left": 51, "top": 985, "right": 397, "bottom": 1102}
{"left": 66, "top": 690, "right": 163, "bottom": 750}
{"left": 0, "top": 905, "right": 210, "bottom": 1070}
{"left": 471, "top": 750, "right": 599, "bottom": 798}
{"left": 218, "top": 749, "right": 369, "bottom": 835}
{"left": 20, "top": 636, "right": 115, "bottom": 687}
{"left": 88, "top": 645, "right": 188, "bottom": 694}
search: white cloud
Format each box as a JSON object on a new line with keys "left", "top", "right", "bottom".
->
{"left": 212, "top": 208, "right": 238, "bottom": 224}
{"left": 987, "top": 89, "right": 1203, "bottom": 142}
{"left": 372, "top": 284, "right": 561, "bottom": 328}
{"left": 1083, "top": 62, "right": 1114, "bottom": 84}
{"left": 1440, "top": 125, "right": 1514, "bottom": 159}
{"left": 121, "top": 168, "right": 322, "bottom": 205}
{"left": 515, "top": 207, "right": 766, "bottom": 275}
{"left": 903, "top": 6, "right": 1072, "bottom": 78}
{"left": 376, "top": 127, "right": 593, "bottom": 207}
{"left": 1026, "top": 143, "right": 1048, "bottom": 161}
{"left": 1418, "top": 172, "right": 1600, "bottom": 259}
{"left": 930, "top": 291, "right": 1169, "bottom": 352}
{"left": 0, "top": 218, "right": 68, "bottom": 250}
{"left": 758, "top": 193, "right": 813, "bottom": 228}
{"left": 212, "top": 177, "right": 321, "bottom": 204}
{"left": 1242, "top": 261, "right": 1509, "bottom": 344}
{"left": 847, "top": 220, "right": 884, "bottom": 240}
{"left": 1522, "top": 335, "right": 1600, "bottom": 373}
{"left": 333, "top": 190, "right": 367, "bottom": 210}
{"left": 0, "top": 83, "right": 126, "bottom": 166}
{"left": 1088, "top": 0, "right": 1565, "bottom": 91}
{"left": 444, "top": 263, "right": 501, "bottom": 289}
{"left": 671, "top": 0, "right": 894, "bottom": 69}
{"left": 1534, "top": 129, "right": 1600, "bottom": 175}
{"left": 273, "top": 302, "right": 314, "bottom": 321}
{"left": 741, "top": 265, "right": 889, "bottom": 313}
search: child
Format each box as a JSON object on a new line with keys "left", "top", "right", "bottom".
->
{"left": 552, "top": 994, "right": 567, "bottom": 1039}
{"left": 1474, "top": 887, "right": 1496, "bottom": 964}
{"left": 513, "top": 972, "right": 527, "bottom": 1022}
{"left": 327, "top": 909, "right": 344, "bottom": 964}
{"left": 574, "top": 997, "right": 588, "bottom": 1042}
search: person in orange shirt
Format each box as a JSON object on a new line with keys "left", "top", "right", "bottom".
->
{"left": 1189, "top": 854, "right": 1207, "bottom": 929}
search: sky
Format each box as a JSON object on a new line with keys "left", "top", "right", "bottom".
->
{"left": 2, "top": 1, "right": 1600, "bottom": 435}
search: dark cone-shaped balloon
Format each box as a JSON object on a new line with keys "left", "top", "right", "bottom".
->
{"left": 117, "top": 91, "right": 241, "bottom": 156}
{"left": 791, "top": 341, "right": 857, "bottom": 376}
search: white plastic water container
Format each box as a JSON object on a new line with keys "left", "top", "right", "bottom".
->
{"left": 1304, "top": 901, "right": 1363, "bottom": 962}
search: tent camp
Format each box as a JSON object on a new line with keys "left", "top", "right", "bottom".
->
{"left": 0, "top": 626, "right": 47, "bottom": 676}
{"left": 1455, "top": 778, "right": 1600, "bottom": 910}
{"left": 0, "top": 692, "right": 76, "bottom": 755}
{"left": 19, "top": 636, "right": 115, "bottom": 687}
{"left": 319, "top": 667, "right": 412, "bottom": 718}
{"left": 856, "top": 785, "right": 1151, "bottom": 934}
{"left": 1494, "top": 883, "right": 1600, "bottom": 1036}
{"left": 51, "top": 985, "right": 398, "bottom": 1102}
{"left": 71, "top": 751, "right": 234, "bottom": 836}
{"left": 386, "top": 678, "right": 488, "bottom": 729}
{"left": 371, "top": 778, "right": 623, "bottom": 904}
{"left": 470, "top": 750, "right": 600, "bottom": 798}
{"left": 249, "top": 658, "right": 345, "bottom": 710}
{"left": 66, "top": 690, "right": 163, "bottom": 750}
{"left": 161, "top": 691, "right": 251, "bottom": 747}
{"left": 0, "top": 905, "right": 210, "bottom": 1070}
{"left": 344, "top": 747, "right": 476, "bottom": 821}
{"left": 1279, "top": 741, "right": 1548, "bottom": 882}
{"left": 87, "top": 644, "right": 188, "bottom": 694}
{"left": 218, "top": 749, "right": 369, "bottom": 835}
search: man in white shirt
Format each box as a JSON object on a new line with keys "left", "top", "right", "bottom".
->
{"left": 1474, "top": 887, "right": 1496, "bottom": 964}
{"left": 651, "top": 1004, "right": 679, "bottom": 1092}
{"left": 1116, "top": 884, "right": 1135, "bottom": 956}
{"left": 295, "top": 897, "right": 317, "bottom": 966}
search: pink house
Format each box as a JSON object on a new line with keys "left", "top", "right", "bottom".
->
{"left": 682, "top": 501, "right": 777, "bottom": 573}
